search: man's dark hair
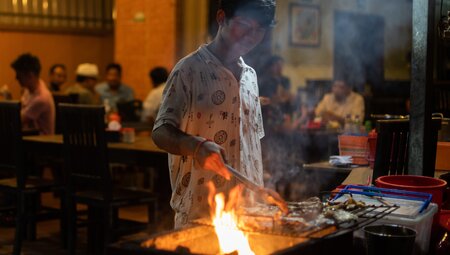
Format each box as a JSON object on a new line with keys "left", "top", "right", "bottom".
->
{"left": 49, "top": 63, "right": 66, "bottom": 74}
{"left": 335, "top": 73, "right": 353, "bottom": 89}
{"left": 149, "top": 67, "right": 169, "bottom": 86}
{"left": 106, "top": 63, "right": 122, "bottom": 76}
{"left": 219, "top": 0, "right": 276, "bottom": 27}
{"left": 262, "top": 55, "right": 283, "bottom": 70}
{"left": 11, "top": 53, "right": 41, "bottom": 75}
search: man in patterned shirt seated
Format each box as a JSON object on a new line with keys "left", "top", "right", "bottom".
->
{"left": 152, "top": 0, "right": 285, "bottom": 228}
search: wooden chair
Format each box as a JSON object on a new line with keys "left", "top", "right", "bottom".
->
{"left": 434, "top": 82, "right": 450, "bottom": 117}
{"left": 0, "top": 101, "right": 64, "bottom": 255}
{"left": 372, "top": 118, "right": 441, "bottom": 182}
{"left": 59, "top": 103, "right": 158, "bottom": 255}
{"left": 52, "top": 93, "right": 79, "bottom": 134}
{"left": 117, "top": 99, "right": 142, "bottom": 122}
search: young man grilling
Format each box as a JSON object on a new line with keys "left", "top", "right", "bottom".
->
{"left": 152, "top": 0, "right": 286, "bottom": 228}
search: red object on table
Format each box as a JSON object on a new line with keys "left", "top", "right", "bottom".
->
{"left": 368, "top": 129, "right": 377, "bottom": 168}
{"left": 375, "top": 175, "right": 447, "bottom": 208}
{"left": 305, "top": 120, "right": 323, "bottom": 129}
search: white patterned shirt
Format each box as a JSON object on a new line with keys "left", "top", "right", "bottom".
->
{"left": 153, "top": 45, "right": 265, "bottom": 228}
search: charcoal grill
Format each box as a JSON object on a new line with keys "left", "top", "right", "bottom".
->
{"left": 108, "top": 204, "right": 398, "bottom": 255}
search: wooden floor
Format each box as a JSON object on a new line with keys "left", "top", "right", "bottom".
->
{"left": 0, "top": 192, "right": 174, "bottom": 255}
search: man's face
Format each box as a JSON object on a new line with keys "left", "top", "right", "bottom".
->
{"left": 332, "top": 80, "right": 351, "bottom": 102}
{"left": 105, "top": 68, "right": 121, "bottom": 90}
{"left": 84, "top": 77, "right": 98, "bottom": 90}
{"left": 49, "top": 66, "right": 67, "bottom": 87}
{"left": 16, "top": 71, "right": 35, "bottom": 88}
{"left": 221, "top": 14, "right": 267, "bottom": 56}
{"left": 270, "top": 60, "right": 283, "bottom": 76}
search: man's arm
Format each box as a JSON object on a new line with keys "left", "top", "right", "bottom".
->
{"left": 152, "top": 123, "right": 200, "bottom": 156}
{"left": 21, "top": 99, "right": 46, "bottom": 125}
{"left": 152, "top": 123, "right": 231, "bottom": 179}
{"left": 314, "top": 94, "right": 327, "bottom": 117}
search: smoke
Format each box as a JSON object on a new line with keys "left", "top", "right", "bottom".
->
{"left": 259, "top": 0, "right": 415, "bottom": 202}
{"left": 261, "top": 128, "right": 341, "bottom": 201}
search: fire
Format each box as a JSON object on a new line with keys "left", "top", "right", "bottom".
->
{"left": 208, "top": 182, "right": 254, "bottom": 255}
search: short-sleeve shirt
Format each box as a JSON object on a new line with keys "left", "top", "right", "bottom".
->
{"left": 315, "top": 91, "right": 365, "bottom": 121}
{"left": 141, "top": 83, "right": 166, "bottom": 122}
{"left": 153, "top": 45, "right": 265, "bottom": 228}
{"left": 95, "top": 82, "right": 134, "bottom": 111}
{"left": 21, "top": 80, "right": 55, "bottom": 135}
{"left": 64, "top": 83, "right": 101, "bottom": 105}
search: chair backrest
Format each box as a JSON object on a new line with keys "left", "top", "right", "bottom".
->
{"left": 434, "top": 83, "right": 450, "bottom": 118}
{"left": 0, "top": 101, "right": 25, "bottom": 188}
{"left": 305, "top": 79, "right": 332, "bottom": 107}
{"left": 373, "top": 118, "right": 441, "bottom": 181}
{"left": 59, "top": 103, "right": 112, "bottom": 200}
{"left": 117, "top": 99, "right": 142, "bottom": 122}
{"left": 53, "top": 93, "right": 79, "bottom": 134}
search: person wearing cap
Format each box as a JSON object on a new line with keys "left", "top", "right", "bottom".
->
{"left": 152, "top": 0, "right": 284, "bottom": 228}
{"left": 11, "top": 53, "right": 55, "bottom": 135}
{"left": 64, "top": 63, "right": 101, "bottom": 105}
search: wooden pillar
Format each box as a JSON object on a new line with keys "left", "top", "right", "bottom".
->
{"left": 176, "top": 0, "right": 209, "bottom": 59}
{"left": 114, "top": 0, "right": 177, "bottom": 100}
{"left": 409, "top": 0, "right": 435, "bottom": 175}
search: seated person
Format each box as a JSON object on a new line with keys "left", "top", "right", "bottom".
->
{"left": 64, "top": 63, "right": 101, "bottom": 105}
{"left": 95, "top": 63, "right": 134, "bottom": 112}
{"left": 315, "top": 78, "right": 364, "bottom": 127}
{"left": 258, "top": 55, "right": 292, "bottom": 114}
{"left": 259, "top": 56, "right": 293, "bottom": 135}
{"left": 48, "top": 63, "right": 67, "bottom": 92}
{"left": 141, "top": 66, "right": 169, "bottom": 125}
{"left": 11, "top": 53, "right": 55, "bottom": 135}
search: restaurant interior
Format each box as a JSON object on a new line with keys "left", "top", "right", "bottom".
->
{"left": 0, "top": 0, "right": 450, "bottom": 254}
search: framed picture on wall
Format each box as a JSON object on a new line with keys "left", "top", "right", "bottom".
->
{"left": 289, "top": 3, "right": 320, "bottom": 47}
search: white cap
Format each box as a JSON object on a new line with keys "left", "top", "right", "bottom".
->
{"left": 76, "top": 63, "right": 99, "bottom": 78}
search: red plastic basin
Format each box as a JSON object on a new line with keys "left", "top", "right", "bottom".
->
{"left": 375, "top": 175, "right": 447, "bottom": 208}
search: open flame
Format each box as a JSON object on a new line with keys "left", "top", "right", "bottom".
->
{"left": 208, "top": 182, "right": 254, "bottom": 255}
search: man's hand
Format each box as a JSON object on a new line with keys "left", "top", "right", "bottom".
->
{"left": 321, "top": 111, "right": 344, "bottom": 125}
{"left": 195, "top": 140, "right": 232, "bottom": 180}
{"left": 259, "top": 96, "right": 271, "bottom": 106}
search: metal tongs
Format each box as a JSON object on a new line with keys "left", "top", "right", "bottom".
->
{"left": 226, "top": 164, "right": 289, "bottom": 215}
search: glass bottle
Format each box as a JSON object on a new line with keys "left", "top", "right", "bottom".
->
{"left": 353, "top": 115, "right": 361, "bottom": 135}
{"left": 344, "top": 114, "right": 353, "bottom": 134}
{"left": 0, "top": 84, "right": 12, "bottom": 100}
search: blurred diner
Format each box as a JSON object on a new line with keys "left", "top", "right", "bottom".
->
{"left": 11, "top": 53, "right": 55, "bottom": 135}
{"left": 259, "top": 55, "right": 294, "bottom": 136}
{"left": 259, "top": 55, "right": 293, "bottom": 115}
{"left": 47, "top": 63, "right": 67, "bottom": 93}
{"left": 95, "top": 63, "right": 134, "bottom": 112}
{"left": 315, "top": 77, "right": 365, "bottom": 128}
{"left": 141, "top": 66, "right": 169, "bottom": 126}
{"left": 64, "top": 63, "right": 101, "bottom": 105}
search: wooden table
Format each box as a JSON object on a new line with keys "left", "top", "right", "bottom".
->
{"left": 301, "top": 162, "right": 356, "bottom": 195}
{"left": 121, "top": 121, "right": 154, "bottom": 133}
{"left": 433, "top": 141, "right": 450, "bottom": 180}
{"left": 436, "top": 141, "right": 450, "bottom": 171}
{"left": 23, "top": 134, "right": 166, "bottom": 166}
{"left": 23, "top": 135, "right": 171, "bottom": 205}
{"left": 303, "top": 161, "right": 373, "bottom": 190}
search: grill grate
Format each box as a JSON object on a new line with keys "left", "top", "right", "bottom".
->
{"left": 192, "top": 203, "right": 399, "bottom": 239}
